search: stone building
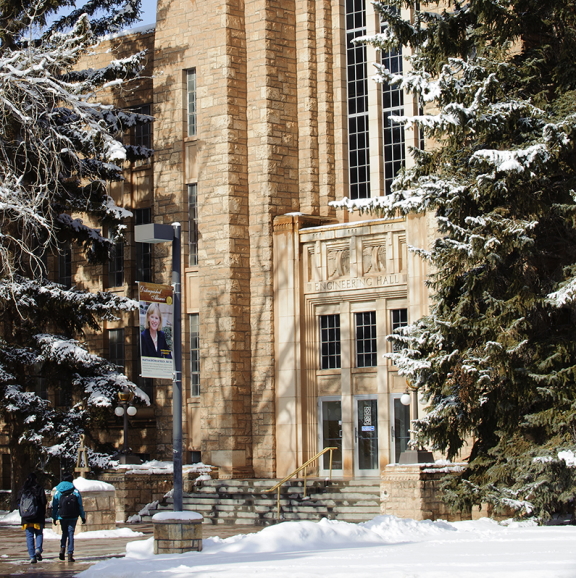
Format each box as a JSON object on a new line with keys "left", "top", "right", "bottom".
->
{"left": 3, "top": 0, "right": 436, "bottom": 484}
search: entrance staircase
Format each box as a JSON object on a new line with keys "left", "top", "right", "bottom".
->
{"left": 142, "top": 478, "right": 382, "bottom": 526}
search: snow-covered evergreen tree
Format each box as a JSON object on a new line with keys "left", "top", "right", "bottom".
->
{"left": 0, "top": 0, "right": 152, "bottom": 495}
{"left": 334, "top": 0, "right": 576, "bottom": 520}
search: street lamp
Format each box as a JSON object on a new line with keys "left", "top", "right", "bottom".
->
{"left": 114, "top": 387, "right": 141, "bottom": 464}
{"left": 398, "top": 388, "right": 434, "bottom": 464}
{"left": 135, "top": 222, "right": 183, "bottom": 511}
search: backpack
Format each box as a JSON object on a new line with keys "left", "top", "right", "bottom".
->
{"left": 19, "top": 490, "right": 38, "bottom": 521}
{"left": 58, "top": 488, "right": 80, "bottom": 518}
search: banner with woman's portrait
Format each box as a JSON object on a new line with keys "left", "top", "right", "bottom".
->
{"left": 138, "top": 282, "right": 174, "bottom": 379}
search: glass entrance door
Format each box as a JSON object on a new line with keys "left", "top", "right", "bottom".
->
{"left": 391, "top": 395, "right": 411, "bottom": 463}
{"left": 354, "top": 396, "right": 379, "bottom": 477}
{"left": 319, "top": 398, "right": 342, "bottom": 474}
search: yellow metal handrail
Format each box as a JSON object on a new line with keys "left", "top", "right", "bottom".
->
{"left": 263, "top": 447, "right": 339, "bottom": 520}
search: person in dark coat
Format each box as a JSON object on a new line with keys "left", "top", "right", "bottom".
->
{"left": 51, "top": 474, "right": 86, "bottom": 563}
{"left": 140, "top": 302, "right": 172, "bottom": 358}
{"left": 18, "top": 472, "right": 47, "bottom": 564}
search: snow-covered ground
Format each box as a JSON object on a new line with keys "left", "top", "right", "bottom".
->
{"left": 70, "top": 515, "right": 576, "bottom": 578}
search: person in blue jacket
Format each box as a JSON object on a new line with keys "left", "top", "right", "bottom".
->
{"left": 140, "top": 302, "right": 172, "bottom": 358}
{"left": 51, "top": 474, "right": 86, "bottom": 562}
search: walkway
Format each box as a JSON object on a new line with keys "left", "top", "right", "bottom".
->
{"left": 0, "top": 522, "right": 263, "bottom": 576}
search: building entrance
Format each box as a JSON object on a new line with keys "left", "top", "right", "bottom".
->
{"left": 318, "top": 397, "right": 342, "bottom": 475}
{"left": 354, "top": 395, "right": 379, "bottom": 477}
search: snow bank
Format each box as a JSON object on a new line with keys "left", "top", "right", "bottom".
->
{"left": 76, "top": 515, "right": 576, "bottom": 578}
{"left": 73, "top": 477, "right": 115, "bottom": 492}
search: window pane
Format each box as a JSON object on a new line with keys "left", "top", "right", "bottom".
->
{"left": 108, "top": 329, "right": 125, "bottom": 370}
{"left": 58, "top": 243, "right": 72, "bottom": 288}
{"left": 380, "top": 22, "right": 405, "bottom": 195}
{"left": 108, "top": 232, "right": 124, "bottom": 287}
{"left": 189, "top": 314, "right": 200, "bottom": 396}
{"left": 188, "top": 184, "right": 198, "bottom": 266}
{"left": 320, "top": 315, "right": 341, "bottom": 369}
{"left": 135, "top": 208, "right": 152, "bottom": 282}
{"left": 187, "top": 69, "right": 197, "bottom": 137}
{"left": 356, "top": 311, "right": 377, "bottom": 367}
{"left": 346, "top": 0, "right": 370, "bottom": 200}
{"left": 391, "top": 309, "right": 408, "bottom": 352}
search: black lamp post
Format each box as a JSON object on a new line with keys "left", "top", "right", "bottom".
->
{"left": 114, "top": 387, "right": 142, "bottom": 465}
{"left": 134, "top": 222, "right": 183, "bottom": 511}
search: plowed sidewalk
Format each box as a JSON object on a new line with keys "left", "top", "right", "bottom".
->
{"left": 0, "top": 522, "right": 262, "bottom": 577}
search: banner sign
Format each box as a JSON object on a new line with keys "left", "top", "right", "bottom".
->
{"left": 138, "top": 282, "right": 174, "bottom": 380}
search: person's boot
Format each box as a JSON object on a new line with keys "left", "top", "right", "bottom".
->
{"left": 68, "top": 552, "right": 75, "bottom": 563}
{"left": 35, "top": 550, "right": 42, "bottom": 561}
{"left": 59, "top": 548, "right": 65, "bottom": 561}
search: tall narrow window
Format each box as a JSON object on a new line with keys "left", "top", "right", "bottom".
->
{"left": 133, "top": 104, "right": 152, "bottom": 167}
{"left": 134, "top": 104, "right": 152, "bottom": 149}
{"left": 356, "top": 311, "right": 377, "bottom": 367}
{"left": 189, "top": 314, "right": 200, "bottom": 396}
{"left": 391, "top": 308, "right": 408, "bottom": 352}
{"left": 58, "top": 243, "right": 72, "bottom": 288}
{"left": 134, "top": 208, "right": 152, "bottom": 282}
{"left": 186, "top": 69, "right": 197, "bottom": 137}
{"left": 320, "top": 314, "right": 341, "bottom": 370}
{"left": 381, "top": 14, "right": 405, "bottom": 195}
{"left": 346, "top": 0, "right": 370, "bottom": 199}
{"left": 108, "top": 232, "right": 124, "bottom": 287}
{"left": 108, "top": 329, "right": 125, "bottom": 370}
{"left": 188, "top": 184, "right": 198, "bottom": 266}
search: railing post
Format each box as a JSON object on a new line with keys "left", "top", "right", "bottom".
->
{"left": 277, "top": 486, "right": 281, "bottom": 520}
{"left": 303, "top": 466, "right": 308, "bottom": 498}
{"left": 329, "top": 448, "right": 333, "bottom": 480}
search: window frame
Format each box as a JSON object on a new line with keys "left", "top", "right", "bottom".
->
{"left": 189, "top": 313, "right": 200, "bottom": 397}
{"left": 355, "top": 311, "right": 377, "bottom": 368}
{"left": 320, "top": 314, "right": 342, "bottom": 370}
{"left": 346, "top": 0, "right": 370, "bottom": 200}
{"left": 134, "top": 208, "right": 152, "bottom": 282}
{"left": 188, "top": 184, "right": 198, "bottom": 267}
{"left": 108, "top": 231, "right": 124, "bottom": 288}
{"left": 108, "top": 328, "right": 125, "bottom": 370}
{"left": 58, "top": 242, "right": 72, "bottom": 288}
{"left": 186, "top": 69, "right": 197, "bottom": 138}
{"left": 390, "top": 308, "right": 408, "bottom": 352}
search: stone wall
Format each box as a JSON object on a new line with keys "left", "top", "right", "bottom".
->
{"left": 381, "top": 464, "right": 490, "bottom": 521}
{"left": 99, "top": 468, "right": 216, "bottom": 522}
{"left": 51, "top": 489, "right": 116, "bottom": 535}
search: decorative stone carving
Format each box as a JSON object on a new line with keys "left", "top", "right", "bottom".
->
{"left": 363, "top": 242, "right": 386, "bottom": 275}
{"left": 328, "top": 247, "right": 350, "bottom": 279}
{"left": 307, "top": 246, "right": 320, "bottom": 282}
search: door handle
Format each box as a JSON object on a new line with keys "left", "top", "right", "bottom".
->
{"left": 355, "top": 427, "right": 358, "bottom": 442}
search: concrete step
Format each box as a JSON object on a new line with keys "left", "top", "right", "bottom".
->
{"left": 142, "top": 478, "right": 382, "bottom": 526}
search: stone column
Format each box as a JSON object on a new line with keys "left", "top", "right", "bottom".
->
{"left": 153, "top": 512, "right": 203, "bottom": 554}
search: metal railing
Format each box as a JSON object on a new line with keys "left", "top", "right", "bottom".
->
{"left": 263, "top": 447, "right": 339, "bottom": 520}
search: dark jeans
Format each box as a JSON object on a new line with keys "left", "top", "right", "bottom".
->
{"left": 25, "top": 526, "right": 43, "bottom": 559}
{"left": 59, "top": 519, "right": 77, "bottom": 554}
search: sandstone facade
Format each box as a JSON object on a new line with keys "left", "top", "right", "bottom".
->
{"left": 0, "top": 1, "right": 436, "bottom": 488}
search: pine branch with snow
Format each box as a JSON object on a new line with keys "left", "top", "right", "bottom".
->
{"left": 344, "top": 0, "right": 576, "bottom": 520}
{"left": 0, "top": 0, "right": 151, "bottom": 498}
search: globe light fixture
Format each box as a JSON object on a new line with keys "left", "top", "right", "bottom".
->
{"left": 114, "top": 386, "right": 141, "bottom": 464}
